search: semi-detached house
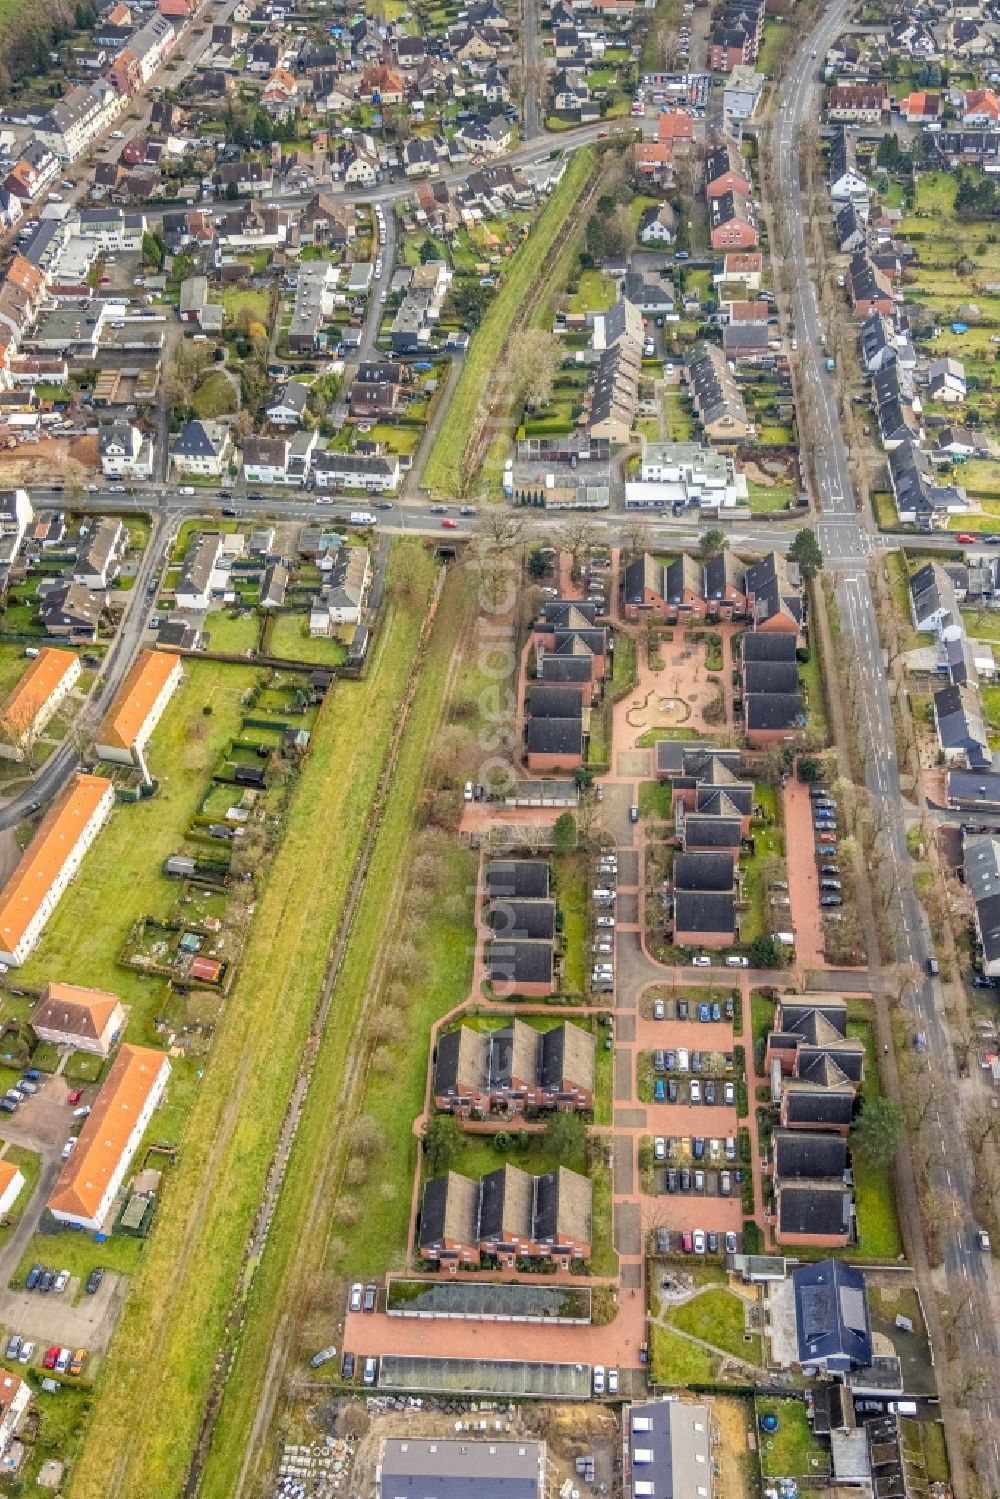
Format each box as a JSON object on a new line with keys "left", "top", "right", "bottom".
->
{"left": 0, "top": 774, "right": 114, "bottom": 967}
{"left": 95, "top": 648, "right": 182, "bottom": 777}
{"left": 47, "top": 1043, "right": 170, "bottom": 1233}
{"left": 0, "top": 647, "right": 80, "bottom": 761}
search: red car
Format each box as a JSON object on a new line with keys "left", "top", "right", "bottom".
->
{"left": 43, "top": 1346, "right": 59, "bottom": 1370}
{"left": 441, "top": 518, "right": 458, "bottom": 529}
{"left": 958, "top": 533, "right": 977, "bottom": 543}
{"left": 67, "top": 1089, "right": 83, "bottom": 1105}
{"left": 681, "top": 1231, "right": 693, "bottom": 1253}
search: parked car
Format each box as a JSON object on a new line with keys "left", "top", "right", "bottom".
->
{"left": 665, "top": 1049, "right": 676, "bottom": 1071}
{"left": 725, "top": 955, "right": 749, "bottom": 967}
{"left": 363, "top": 1357, "right": 377, "bottom": 1387}
{"left": 693, "top": 1135, "right": 705, "bottom": 1159}
{"left": 608, "top": 1368, "right": 619, "bottom": 1396}
{"left": 310, "top": 1345, "right": 337, "bottom": 1368}
{"left": 85, "top": 1267, "right": 104, "bottom": 1296}
{"left": 363, "top": 1283, "right": 377, "bottom": 1313}
{"left": 704, "top": 1081, "right": 716, "bottom": 1105}
{"left": 668, "top": 1078, "right": 678, "bottom": 1103}
{"left": 18, "top": 1342, "right": 34, "bottom": 1366}
{"left": 654, "top": 1136, "right": 666, "bottom": 1161}
{"left": 691, "top": 1051, "right": 702, "bottom": 1074}
{"left": 698, "top": 1003, "right": 710, "bottom": 1023}
{"left": 5, "top": 1334, "right": 21, "bottom": 1361}
{"left": 54, "top": 1270, "right": 69, "bottom": 1295}
{"left": 40, "top": 1270, "right": 54, "bottom": 1293}
{"left": 676, "top": 1048, "right": 689, "bottom": 1072}
{"left": 653, "top": 999, "right": 665, "bottom": 1020}
{"left": 55, "top": 1349, "right": 71, "bottom": 1374}
{"left": 720, "top": 1170, "right": 732, "bottom": 1197}
{"left": 711, "top": 1002, "right": 721, "bottom": 1022}
{"left": 680, "top": 1167, "right": 691, "bottom": 1192}
{"left": 707, "top": 1232, "right": 719, "bottom": 1255}
{"left": 693, "top": 1230, "right": 706, "bottom": 1254}
{"left": 666, "top": 1169, "right": 677, "bottom": 1193}
{"left": 43, "top": 1347, "right": 59, "bottom": 1371}
{"left": 726, "top": 1135, "right": 737, "bottom": 1160}
{"left": 724, "top": 1081, "right": 735, "bottom": 1106}
{"left": 681, "top": 1231, "right": 693, "bottom": 1253}
{"left": 349, "top": 1283, "right": 363, "bottom": 1312}
{"left": 690, "top": 1080, "right": 702, "bottom": 1104}
{"left": 593, "top": 1364, "right": 605, "bottom": 1396}
{"left": 654, "top": 1078, "right": 666, "bottom": 1102}
{"left": 654, "top": 1049, "right": 666, "bottom": 1073}
{"left": 67, "top": 1089, "right": 83, "bottom": 1105}
{"left": 694, "top": 1169, "right": 705, "bottom": 1193}
{"left": 341, "top": 1351, "right": 355, "bottom": 1380}
{"left": 725, "top": 1231, "right": 737, "bottom": 1255}
{"left": 692, "top": 955, "right": 711, "bottom": 967}
{"left": 677, "top": 1000, "right": 689, "bottom": 1020}
{"left": 821, "top": 895, "right": 843, "bottom": 907}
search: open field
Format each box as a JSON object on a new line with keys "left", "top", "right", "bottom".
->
{"left": 197, "top": 556, "right": 472, "bottom": 1499}
{"left": 66, "top": 544, "right": 440, "bottom": 1499}
{"left": 422, "top": 150, "right": 595, "bottom": 496}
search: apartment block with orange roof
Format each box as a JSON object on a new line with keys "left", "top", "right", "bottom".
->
{"left": 30, "top": 982, "right": 126, "bottom": 1057}
{"left": 47, "top": 1044, "right": 170, "bottom": 1232}
{"left": 95, "top": 649, "right": 182, "bottom": 774}
{"left": 0, "top": 1160, "right": 24, "bottom": 1217}
{"left": 0, "top": 648, "right": 80, "bottom": 761}
{"left": 0, "top": 773, "right": 114, "bottom": 967}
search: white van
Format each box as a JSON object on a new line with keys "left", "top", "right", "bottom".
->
{"left": 888, "top": 1401, "right": 918, "bottom": 1416}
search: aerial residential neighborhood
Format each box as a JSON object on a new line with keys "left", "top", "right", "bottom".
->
{"left": 0, "top": 0, "right": 990, "bottom": 1490}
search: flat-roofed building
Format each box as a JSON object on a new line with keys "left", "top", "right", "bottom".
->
{"left": 625, "top": 1398, "right": 713, "bottom": 1499}
{"left": 95, "top": 649, "right": 182, "bottom": 780}
{"left": 0, "top": 648, "right": 80, "bottom": 760}
{"left": 0, "top": 774, "right": 114, "bottom": 966}
{"left": 378, "top": 1436, "right": 544, "bottom": 1499}
{"left": 30, "top": 981, "right": 126, "bottom": 1057}
{"left": 47, "top": 1043, "right": 170, "bottom": 1232}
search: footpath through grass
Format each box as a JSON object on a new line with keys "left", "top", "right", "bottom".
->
{"left": 67, "top": 545, "right": 439, "bottom": 1499}
{"left": 198, "top": 562, "right": 476, "bottom": 1498}
{"left": 422, "top": 149, "right": 594, "bottom": 496}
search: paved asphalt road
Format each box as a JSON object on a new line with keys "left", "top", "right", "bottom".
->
{"left": 777, "top": 11, "right": 1000, "bottom": 1492}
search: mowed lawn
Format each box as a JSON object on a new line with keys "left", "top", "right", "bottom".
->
{"left": 67, "top": 544, "right": 439, "bottom": 1499}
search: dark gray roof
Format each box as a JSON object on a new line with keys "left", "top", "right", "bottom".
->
{"left": 528, "top": 685, "right": 584, "bottom": 719}
{"left": 743, "top": 661, "right": 799, "bottom": 695}
{"left": 773, "top": 1129, "right": 848, "bottom": 1181}
{"left": 704, "top": 550, "right": 746, "bottom": 600}
{"left": 682, "top": 815, "right": 742, "bottom": 849}
{"left": 485, "top": 860, "right": 550, "bottom": 900}
{"left": 488, "top": 899, "right": 556, "bottom": 940}
{"left": 783, "top": 1082, "right": 855, "bottom": 1128}
{"left": 673, "top": 889, "right": 735, "bottom": 935}
{"left": 779, "top": 1180, "right": 852, "bottom": 1238}
{"left": 418, "top": 1171, "right": 480, "bottom": 1250}
{"left": 487, "top": 940, "right": 554, "bottom": 986}
{"left": 934, "top": 682, "right": 990, "bottom": 767}
{"left": 532, "top": 1166, "right": 591, "bottom": 1245}
{"left": 541, "top": 599, "right": 598, "bottom": 628}
{"left": 624, "top": 552, "right": 664, "bottom": 605}
{"left": 948, "top": 769, "right": 1000, "bottom": 809}
{"left": 793, "top": 1258, "right": 872, "bottom": 1368}
{"left": 745, "top": 693, "right": 804, "bottom": 731}
{"left": 379, "top": 1436, "right": 543, "bottom": 1499}
{"left": 625, "top": 1399, "right": 713, "bottom": 1499}
{"left": 539, "top": 653, "right": 592, "bottom": 684}
{"left": 526, "top": 717, "right": 583, "bottom": 757}
{"left": 741, "top": 632, "right": 797, "bottom": 663}
{"left": 674, "top": 851, "right": 734, "bottom": 892}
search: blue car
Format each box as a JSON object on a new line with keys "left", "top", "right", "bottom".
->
{"left": 698, "top": 1003, "right": 710, "bottom": 1023}
{"left": 23, "top": 1069, "right": 40, "bottom": 1082}
{"left": 26, "top": 1264, "right": 41, "bottom": 1291}
{"left": 654, "top": 1079, "right": 666, "bottom": 1102}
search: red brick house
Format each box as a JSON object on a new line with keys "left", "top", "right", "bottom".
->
{"left": 418, "top": 1165, "right": 592, "bottom": 1266}
{"left": 709, "top": 190, "right": 758, "bottom": 251}
{"left": 433, "top": 1018, "right": 595, "bottom": 1115}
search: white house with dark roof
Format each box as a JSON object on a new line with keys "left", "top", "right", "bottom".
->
{"left": 170, "top": 419, "right": 232, "bottom": 477}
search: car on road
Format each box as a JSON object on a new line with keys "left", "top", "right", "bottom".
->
{"left": 693, "top": 1230, "right": 706, "bottom": 1254}
{"left": 977, "top": 1228, "right": 991, "bottom": 1251}
{"left": 363, "top": 1283, "right": 377, "bottom": 1313}
{"left": 654, "top": 1136, "right": 666, "bottom": 1161}
{"left": 441, "top": 518, "right": 458, "bottom": 528}
{"left": 85, "top": 1267, "right": 104, "bottom": 1296}
{"left": 43, "top": 1347, "right": 59, "bottom": 1370}
{"left": 375, "top": 500, "right": 393, "bottom": 509}
{"left": 653, "top": 999, "right": 665, "bottom": 1020}
{"left": 958, "top": 533, "right": 977, "bottom": 544}
{"left": 430, "top": 504, "right": 447, "bottom": 513}
{"left": 341, "top": 1351, "right": 355, "bottom": 1380}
